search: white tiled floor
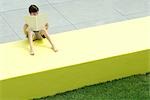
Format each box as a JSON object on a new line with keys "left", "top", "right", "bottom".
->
{"left": 0, "top": 0, "right": 149, "bottom": 43}
{"left": 0, "top": 14, "right": 19, "bottom": 43}
{"left": 113, "top": 0, "right": 148, "bottom": 15}
{"left": 27, "top": 0, "right": 49, "bottom": 6}
{"left": 39, "top": 5, "right": 74, "bottom": 27}
{"left": 1, "top": 9, "right": 28, "bottom": 39}
{"left": 52, "top": 0, "right": 126, "bottom": 24}
{"left": 47, "top": 0, "right": 73, "bottom": 4}
{"left": 0, "top": 0, "right": 29, "bottom": 12}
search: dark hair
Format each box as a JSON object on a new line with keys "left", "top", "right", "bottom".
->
{"left": 29, "top": 5, "right": 39, "bottom": 14}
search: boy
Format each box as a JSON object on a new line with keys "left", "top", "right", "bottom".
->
{"left": 23, "top": 5, "right": 57, "bottom": 55}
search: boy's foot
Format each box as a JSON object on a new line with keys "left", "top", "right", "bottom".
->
{"left": 30, "top": 50, "right": 35, "bottom": 55}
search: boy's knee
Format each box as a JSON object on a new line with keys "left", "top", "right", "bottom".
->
{"left": 26, "top": 31, "right": 34, "bottom": 38}
{"left": 41, "top": 28, "right": 47, "bottom": 32}
{"left": 40, "top": 29, "right": 47, "bottom": 34}
{"left": 23, "top": 25, "right": 33, "bottom": 35}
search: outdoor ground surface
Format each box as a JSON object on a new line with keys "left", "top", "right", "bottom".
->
{"left": 0, "top": 0, "right": 149, "bottom": 100}
{"left": 0, "top": 0, "right": 149, "bottom": 43}
{"left": 33, "top": 73, "right": 150, "bottom": 100}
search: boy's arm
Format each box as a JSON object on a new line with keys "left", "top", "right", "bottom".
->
{"left": 43, "top": 23, "right": 58, "bottom": 52}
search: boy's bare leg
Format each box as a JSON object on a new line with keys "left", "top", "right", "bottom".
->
{"left": 28, "top": 31, "right": 34, "bottom": 55}
{"left": 41, "top": 29, "right": 57, "bottom": 52}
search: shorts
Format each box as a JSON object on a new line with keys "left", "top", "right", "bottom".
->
{"left": 26, "top": 31, "right": 46, "bottom": 41}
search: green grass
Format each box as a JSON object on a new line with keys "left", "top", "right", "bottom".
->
{"left": 34, "top": 73, "right": 150, "bottom": 100}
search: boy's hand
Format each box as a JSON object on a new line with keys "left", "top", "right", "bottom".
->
{"left": 30, "top": 50, "right": 35, "bottom": 55}
{"left": 51, "top": 47, "right": 58, "bottom": 52}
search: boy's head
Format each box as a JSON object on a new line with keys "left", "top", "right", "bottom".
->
{"left": 29, "top": 5, "right": 39, "bottom": 16}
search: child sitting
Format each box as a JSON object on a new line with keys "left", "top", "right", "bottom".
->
{"left": 23, "top": 5, "right": 57, "bottom": 55}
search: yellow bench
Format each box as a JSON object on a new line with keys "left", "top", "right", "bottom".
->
{"left": 0, "top": 16, "right": 150, "bottom": 100}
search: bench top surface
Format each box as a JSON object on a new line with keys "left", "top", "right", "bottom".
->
{"left": 0, "top": 16, "right": 149, "bottom": 81}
